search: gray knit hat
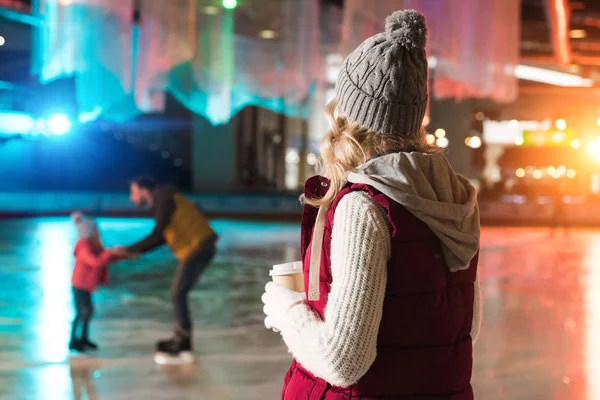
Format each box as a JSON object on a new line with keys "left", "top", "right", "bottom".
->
{"left": 335, "top": 10, "right": 429, "bottom": 137}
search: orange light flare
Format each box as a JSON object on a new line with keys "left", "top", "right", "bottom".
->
{"left": 553, "top": 131, "right": 566, "bottom": 143}
{"left": 588, "top": 137, "right": 600, "bottom": 163}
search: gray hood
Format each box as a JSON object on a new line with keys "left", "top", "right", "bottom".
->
{"left": 347, "top": 152, "right": 480, "bottom": 273}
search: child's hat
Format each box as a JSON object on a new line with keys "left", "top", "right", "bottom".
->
{"left": 71, "top": 211, "right": 98, "bottom": 239}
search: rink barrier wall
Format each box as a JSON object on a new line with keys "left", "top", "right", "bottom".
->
{"left": 0, "top": 192, "right": 303, "bottom": 219}
{"left": 0, "top": 192, "right": 598, "bottom": 225}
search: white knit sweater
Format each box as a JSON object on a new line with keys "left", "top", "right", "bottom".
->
{"left": 279, "top": 191, "right": 482, "bottom": 388}
{"left": 280, "top": 192, "right": 390, "bottom": 388}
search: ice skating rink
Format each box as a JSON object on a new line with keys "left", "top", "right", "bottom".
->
{"left": 0, "top": 217, "right": 598, "bottom": 399}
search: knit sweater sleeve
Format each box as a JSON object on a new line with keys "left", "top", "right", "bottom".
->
{"left": 279, "top": 191, "right": 391, "bottom": 388}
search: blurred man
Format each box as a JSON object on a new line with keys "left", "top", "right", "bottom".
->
{"left": 117, "top": 176, "right": 217, "bottom": 364}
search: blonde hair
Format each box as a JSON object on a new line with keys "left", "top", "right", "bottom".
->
{"left": 303, "top": 100, "right": 439, "bottom": 208}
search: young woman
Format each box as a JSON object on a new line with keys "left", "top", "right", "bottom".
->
{"left": 262, "top": 10, "right": 481, "bottom": 400}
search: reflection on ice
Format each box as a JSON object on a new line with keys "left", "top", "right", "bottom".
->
{"left": 69, "top": 358, "right": 100, "bottom": 400}
{"left": 35, "top": 221, "right": 75, "bottom": 363}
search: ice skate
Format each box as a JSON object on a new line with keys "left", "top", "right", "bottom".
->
{"left": 69, "top": 339, "right": 89, "bottom": 357}
{"left": 82, "top": 339, "right": 99, "bottom": 351}
{"left": 153, "top": 335, "right": 195, "bottom": 365}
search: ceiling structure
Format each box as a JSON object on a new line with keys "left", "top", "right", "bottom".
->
{"left": 0, "top": 0, "right": 599, "bottom": 121}
{"left": 489, "top": 0, "right": 600, "bottom": 121}
{"left": 522, "top": 0, "right": 600, "bottom": 68}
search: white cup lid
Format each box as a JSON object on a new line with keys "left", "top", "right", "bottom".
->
{"left": 270, "top": 261, "right": 303, "bottom": 276}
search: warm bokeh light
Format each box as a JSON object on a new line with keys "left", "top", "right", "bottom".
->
{"left": 426, "top": 134, "right": 436, "bottom": 145}
{"left": 203, "top": 5, "right": 219, "bottom": 14}
{"left": 259, "top": 30, "right": 277, "bottom": 39}
{"left": 552, "top": 131, "right": 565, "bottom": 143}
{"left": 570, "top": 29, "right": 587, "bottom": 39}
{"left": 567, "top": 169, "right": 577, "bottom": 179}
{"left": 555, "top": 119, "right": 567, "bottom": 131}
{"left": 533, "top": 170, "right": 543, "bottom": 179}
{"left": 557, "top": 165, "right": 567, "bottom": 175}
{"left": 470, "top": 136, "right": 482, "bottom": 149}
{"left": 515, "top": 136, "right": 524, "bottom": 146}
{"left": 571, "top": 138, "right": 581, "bottom": 149}
{"left": 516, "top": 168, "right": 526, "bottom": 178}
{"left": 435, "top": 128, "right": 446, "bottom": 138}
{"left": 475, "top": 112, "right": 484, "bottom": 121}
{"left": 589, "top": 139, "right": 600, "bottom": 162}
{"left": 509, "top": 119, "right": 519, "bottom": 128}
{"left": 547, "top": 166, "right": 556, "bottom": 175}
{"left": 436, "top": 137, "right": 449, "bottom": 148}
{"left": 552, "top": 132, "right": 565, "bottom": 143}
{"left": 465, "top": 136, "right": 482, "bottom": 149}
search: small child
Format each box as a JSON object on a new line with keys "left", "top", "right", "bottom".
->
{"left": 69, "top": 212, "right": 118, "bottom": 353}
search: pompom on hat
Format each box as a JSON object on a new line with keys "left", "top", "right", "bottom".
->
{"left": 384, "top": 9, "right": 427, "bottom": 48}
{"left": 335, "top": 9, "right": 429, "bottom": 137}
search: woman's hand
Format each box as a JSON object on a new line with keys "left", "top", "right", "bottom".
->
{"left": 261, "top": 282, "right": 306, "bottom": 332}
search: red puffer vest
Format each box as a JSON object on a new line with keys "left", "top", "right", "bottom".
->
{"left": 281, "top": 176, "right": 478, "bottom": 400}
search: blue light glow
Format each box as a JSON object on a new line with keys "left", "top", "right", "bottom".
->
{"left": 78, "top": 106, "right": 102, "bottom": 123}
{"left": 0, "top": 111, "right": 35, "bottom": 135}
{"left": 47, "top": 114, "right": 72, "bottom": 135}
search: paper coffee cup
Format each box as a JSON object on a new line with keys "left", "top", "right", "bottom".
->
{"left": 270, "top": 261, "right": 304, "bottom": 292}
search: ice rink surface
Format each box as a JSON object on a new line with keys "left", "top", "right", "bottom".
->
{"left": 0, "top": 217, "right": 597, "bottom": 399}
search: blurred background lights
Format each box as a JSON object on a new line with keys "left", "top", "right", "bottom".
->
{"left": 259, "top": 30, "right": 277, "bottom": 39}
{"left": 222, "top": 0, "right": 237, "bottom": 9}
{"left": 203, "top": 6, "right": 219, "bottom": 14}
{"left": 46, "top": 114, "right": 72, "bottom": 135}
{"left": 436, "top": 137, "right": 449, "bottom": 148}
{"left": 465, "top": 136, "right": 482, "bottom": 149}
